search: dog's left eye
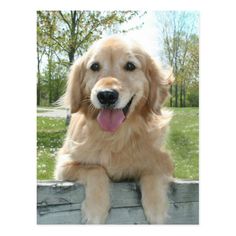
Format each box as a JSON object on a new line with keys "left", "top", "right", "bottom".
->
{"left": 124, "top": 62, "right": 136, "bottom": 71}
{"left": 90, "top": 62, "right": 100, "bottom": 72}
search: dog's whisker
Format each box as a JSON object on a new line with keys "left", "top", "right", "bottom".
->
{"left": 80, "top": 98, "right": 91, "bottom": 104}
{"left": 88, "top": 103, "right": 96, "bottom": 113}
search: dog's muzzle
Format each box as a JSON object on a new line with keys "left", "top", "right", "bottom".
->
{"left": 96, "top": 91, "right": 134, "bottom": 133}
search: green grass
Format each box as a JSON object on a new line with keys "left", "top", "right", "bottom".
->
{"left": 166, "top": 108, "right": 199, "bottom": 180}
{"left": 37, "top": 106, "right": 67, "bottom": 110}
{"left": 37, "top": 117, "right": 67, "bottom": 179}
{"left": 37, "top": 108, "right": 199, "bottom": 180}
{"left": 37, "top": 110, "right": 49, "bottom": 113}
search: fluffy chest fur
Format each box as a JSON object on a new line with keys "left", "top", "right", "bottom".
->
{"left": 60, "top": 111, "right": 172, "bottom": 180}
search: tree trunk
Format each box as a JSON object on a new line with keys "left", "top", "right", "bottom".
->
{"left": 170, "top": 85, "right": 173, "bottom": 107}
{"left": 183, "top": 79, "right": 186, "bottom": 107}
{"left": 68, "top": 51, "right": 75, "bottom": 65}
{"left": 48, "top": 54, "right": 53, "bottom": 105}
{"left": 54, "top": 78, "right": 60, "bottom": 102}
{"left": 37, "top": 74, "right": 41, "bottom": 106}
{"left": 175, "top": 83, "right": 178, "bottom": 107}
{"left": 37, "top": 42, "right": 44, "bottom": 106}
{"left": 68, "top": 11, "right": 77, "bottom": 65}
{"left": 180, "top": 79, "right": 183, "bottom": 107}
{"left": 37, "top": 53, "right": 41, "bottom": 106}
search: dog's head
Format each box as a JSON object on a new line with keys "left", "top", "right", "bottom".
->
{"left": 64, "top": 36, "right": 174, "bottom": 132}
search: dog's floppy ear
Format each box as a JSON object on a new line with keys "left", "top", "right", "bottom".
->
{"left": 64, "top": 57, "right": 85, "bottom": 113}
{"left": 147, "top": 56, "right": 175, "bottom": 114}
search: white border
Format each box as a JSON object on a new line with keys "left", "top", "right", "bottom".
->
{"left": 1, "top": 0, "right": 236, "bottom": 235}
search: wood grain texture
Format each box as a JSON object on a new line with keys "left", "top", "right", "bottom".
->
{"left": 37, "top": 180, "right": 199, "bottom": 224}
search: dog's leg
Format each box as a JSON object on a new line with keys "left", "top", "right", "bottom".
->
{"left": 139, "top": 174, "right": 170, "bottom": 224}
{"left": 55, "top": 156, "right": 110, "bottom": 224}
{"left": 80, "top": 166, "right": 110, "bottom": 224}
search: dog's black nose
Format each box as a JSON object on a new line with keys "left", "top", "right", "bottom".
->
{"left": 97, "top": 90, "right": 119, "bottom": 106}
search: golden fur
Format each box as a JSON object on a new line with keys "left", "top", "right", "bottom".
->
{"left": 54, "top": 36, "right": 175, "bottom": 224}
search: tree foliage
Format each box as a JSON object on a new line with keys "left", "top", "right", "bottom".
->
{"left": 157, "top": 11, "right": 199, "bottom": 107}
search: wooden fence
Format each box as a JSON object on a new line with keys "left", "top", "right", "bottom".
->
{"left": 37, "top": 179, "right": 199, "bottom": 224}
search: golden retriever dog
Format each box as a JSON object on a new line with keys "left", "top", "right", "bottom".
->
{"left": 54, "top": 36, "right": 175, "bottom": 224}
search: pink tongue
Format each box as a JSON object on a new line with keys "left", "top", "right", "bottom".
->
{"left": 97, "top": 109, "right": 125, "bottom": 132}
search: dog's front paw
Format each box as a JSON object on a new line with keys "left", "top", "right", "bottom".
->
{"left": 143, "top": 207, "right": 167, "bottom": 224}
{"left": 142, "top": 200, "right": 168, "bottom": 224}
{"left": 81, "top": 200, "right": 109, "bottom": 224}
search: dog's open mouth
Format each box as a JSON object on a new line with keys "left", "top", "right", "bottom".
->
{"left": 97, "top": 96, "right": 134, "bottom": 132}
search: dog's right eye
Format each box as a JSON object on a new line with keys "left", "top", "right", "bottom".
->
{"left": 90, "top": 62, "right": 100, "bottom": 72}
{"left": 124, "top": 62, "right": 136, "bottom": 71}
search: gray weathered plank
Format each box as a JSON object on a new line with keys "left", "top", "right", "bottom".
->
{"left": 37, "top": 180, "right": 199, "bottom": 224}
